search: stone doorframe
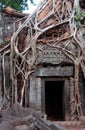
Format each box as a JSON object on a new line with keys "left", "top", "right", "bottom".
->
{"left": 41, "top": 77, "right": 70, "bottom": 121}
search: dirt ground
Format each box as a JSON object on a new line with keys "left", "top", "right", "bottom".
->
{"left": 55, "top": 120, "right": 85, "bottom": 130}
{"left": 0, "top": 103, "right": 37, "bottom": 130}
{"left": 0, "top": 103, "right": 85, "bottom": 130}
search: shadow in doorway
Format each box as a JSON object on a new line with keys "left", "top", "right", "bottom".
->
{"left": 45, "top": 81, "right": 65, "bottom": 121}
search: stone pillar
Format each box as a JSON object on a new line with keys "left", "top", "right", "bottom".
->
{"left": 69, "top": 77, "right": 75, "bottom": 120}
{"left": 29, "top": 74, "right": 36, "bottom": 109}
{"left": 64, "top": 78, "right": 70, "bottom": 121}
{"left": 29, "top": 74, "right": 41, "bottom": 110}
{"left": 36, "top": 77, "right": 42, "bottom": 110}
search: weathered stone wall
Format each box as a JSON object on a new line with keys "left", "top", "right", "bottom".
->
{"left": 1, "top": 9, "right": 29, "bottom": 108}
{"left": 0, "top": 12, "right": 19, "bottom": 44}
{"left": 29, "top": 73, "right": 42, "bottom": 110}
{"left": 5, "top": 55, "right": 10, "bottom": 96}
{"left": 0, "top": 54, "right": 10, "bottom": 106}
{"left": 29, "top": 65, "right": 73, "bottom": 120}
{"left": 0, "top": 11, "right": 13, "bottom": 105}
{"left": 0, "top": 11, "right": 26, "bottom": 107}
{"left": 36, "top": 66, "right": 73, "bottom": 77}
{"left": 37, "top": 44, "right": 72, "bottom": 65}
{"left": 0, "top": 13, "right": 4, "bottom": 44}
{"left": 0, "top": 54, "right": 2, "bottom": 105}
{"left": 79, "top": 69, "right": 85, "bottom": 115}
{"left": 29, "top": 62, "right": 85, "bottom": 119}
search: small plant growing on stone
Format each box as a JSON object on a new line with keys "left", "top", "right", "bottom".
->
{"left": 74, "top": 10, "right": 85, "bottom": 28}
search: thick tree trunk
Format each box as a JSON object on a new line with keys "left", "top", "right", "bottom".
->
{"left": 25, "top": 78, "right": 28, "bottom": 108}
{"left": 74, "top": 62, "right": 83, "bottom": 118}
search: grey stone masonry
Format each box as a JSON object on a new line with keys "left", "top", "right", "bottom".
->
{"left": 0, "top": 54, "right": 2, "bottom": 106}
{"left": 36, "top": 66, "right": 73, "bottom": 77}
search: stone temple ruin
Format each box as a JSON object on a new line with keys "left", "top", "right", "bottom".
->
{"left": 0, "top": 0, "right": 85, "bottom": 128}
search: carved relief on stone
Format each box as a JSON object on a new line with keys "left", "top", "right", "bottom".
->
{"left": 37, "top": 43, "right": 65, "bottom": 64}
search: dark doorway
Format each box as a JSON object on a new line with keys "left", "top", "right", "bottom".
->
{"left": 45, "top": 80, "right": 64, "bottom": 121}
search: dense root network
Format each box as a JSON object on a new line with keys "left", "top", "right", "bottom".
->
{"left": 0, "top": 0, "right": 85, "bottom": 120}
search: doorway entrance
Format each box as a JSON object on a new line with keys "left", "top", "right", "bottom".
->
{"left": 45, "top": 80, "right": 64, "bottom": 121}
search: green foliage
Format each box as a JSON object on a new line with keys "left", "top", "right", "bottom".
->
{"left": 74, "top": 10, "right": 85, "bottom": 28}
{"left": 0, "top": 0, "right": 35, "bottom": 12}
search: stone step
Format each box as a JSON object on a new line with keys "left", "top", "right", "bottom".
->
{"left": 52, "top": 121, "right": 80, "bottom": 127}
{"left": 51, "top": 121, "right": 85, "bottom": 130}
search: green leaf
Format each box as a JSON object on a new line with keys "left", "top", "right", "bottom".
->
{"left": 76, "top": 21, "right": 81, "bottom": 28}
{"left": 0, "top": 0, "right": 35, "bottom": 12}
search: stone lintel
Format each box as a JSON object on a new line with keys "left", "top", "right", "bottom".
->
{"left": 36, "top": 66, "right": 73, "bottom": 77}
